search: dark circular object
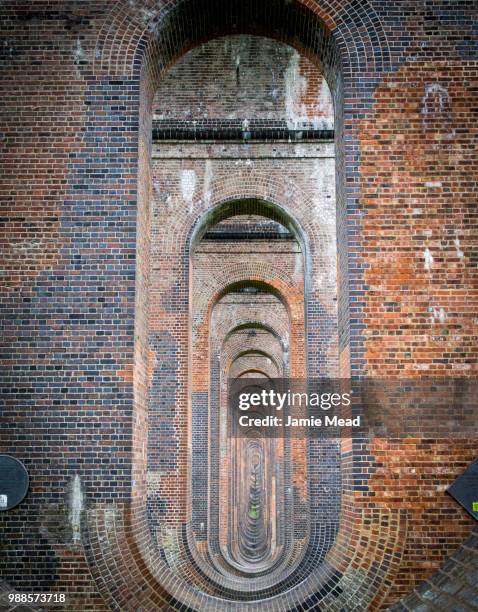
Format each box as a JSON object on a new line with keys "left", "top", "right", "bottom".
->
{"left": 0, "top": 455, "right": 29, "bottom": 511}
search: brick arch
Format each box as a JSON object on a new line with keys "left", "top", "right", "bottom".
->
{"left": 2, "top": 1, "right": 475, "bottom": 609}
{"left": 227, "top": 345, "right": 284, "bottom": 378}
{"left": 207, "top": 310, "right": 309, "bottom": 587}
{"left": 121, "top": 158, "right": 343, "bottom": 605}
{"left": 152, "top": 171, "right": 336, "bottom": 342}
{"left": 229, "top": 355, "right": 281, "bottom": 380}
{"left": 236, "top": 369, "right": 273, "bottom": 379}
{"left": 190, "top": 198, "right": 306, "bottom": 251}
{"left": 188, "top": 191, "right": 309, "bottom": 573}
{"left": 201, "top": 277, "right": 303, "bottom": 326}
{"left": 213, "top": 300, "right": 290, "bottom": 338}
{"left": 83, "top": 498, "right": 406, "bottom": 610}
{"left": 93, "top": 0, "right": 391, "bottom": 81}
{"left": 215, "top": 316, "right": 291, "bottom": 359}
{"left": 173, "top": 178, "right": 338, "bottom": 328}
{"left": 81, "top": 0, "right": 396, "bottom": 606}
{"left": 194, "top": 275, "right": 305, "bottom": 389}
{"left": 223, "top": 322, "right": 287, "bottom": 347}
{"left": 223, "top": 330, "right": 284, "bottom": 359}
{"left": 188, "top": 194, "right": 314, "bottom": 591}
{"left": 91, "top": 0, "right": 393, "bottom": 388}
{"left": 219, "top": 322, "right": 289, "bottom": 379}
{"left": 163, "top": 184, "right": 317, "bottom": 258}
{"left": 165, "top": 177, "right": 331, "bottom": 269}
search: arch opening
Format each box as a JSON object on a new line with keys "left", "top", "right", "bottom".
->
{"left": 189, "top": 207, "right": 307, "bottom": 588}
{"left": 133, "top": 6, "right": 346, "bottom": 608}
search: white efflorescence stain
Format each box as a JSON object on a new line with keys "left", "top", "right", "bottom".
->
{"left": 454, "top": 238, "right": 464, "bottom": 258}
{"left": 69, "top": 474, "right": 84, "bottom": 544}
{"left": 310, "top": 159, "right": 337, "bottom": 290}
{"left": 284, "top": 50, "right": 333, "bottom": 131}
{"left": 424, "top": 248, "right": 434, "bottom": 271}
{"left": 284, "top": 52, "right": 307, "bottom": 130}
{"left": 181, "top": 169, "right": 197, "bottom": 213}
{"left": 429, "top": 306, "right": 446, "bottom": 324}
{"left": 421, "top": 82, "right": 450, "bottom": 127}
{"left": 437, "top": 307, "right": 446, "bottom": 324}
{"left": 73, "top": 38, "right": 85, "bottom": 78}
{"left": 73, "top": 38, "right": 84, "bottom": 62}
{"left": 202, "top": 160, "right": 213, "bottom": 207}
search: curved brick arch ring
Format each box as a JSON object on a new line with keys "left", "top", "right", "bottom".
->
{"left": 222, "top": 326, "right": 289, "bottom": 377}
{"left": 224, "top": 331, "right": 284, "bottom": 363}
{"left": 175, "top": 175, "right": 332, "bottom": 269}
{"left": 157, "top": 172, "right": 337, "bottom": 327}
{"left": 193, "top": 273, "right": 305, "bottom": 398}
{"left": 229, "top": 354, "right": 282, "bottom": 379}
{"left": 208, "top": 331, "right": 308, "bottom": 586}
{"left": 93, "top": 0, "right": 392, "bottom": 82}
{"left": 146, "top": 182, "right": 335, "bottom": 600}
{"left": 181, "top": 176, "right": 338, "bottom": 322}
{"left": 204, "top": 276, "right": 304, "bottom": 325}
{"left": 183, "top": 179, "right": 338, "bottom": 348}
{"left": 214, "top": 311, "right": 291, "bottom": 350}
{"left": 214, "top": 317, "right": 291, "bottom": 366}
{"left": 227, "top": 345, "right": 284, "bottom": 377}
{"left": 223, "top": 321, "right": 288, "bottom": 348}
{"left": 83, "top": 152, "right": 345, "bottom": 611}
{"left": 213, "top": 311, "right": 291, "bottom": 355}
{"left": 235, "top": 369, "right": 274, "bottom": 379}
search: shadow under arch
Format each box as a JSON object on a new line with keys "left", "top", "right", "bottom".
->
{"left": 138, "top": 0, "right": 344, "bottom": 110}
{"left": 229, "top": 350, "right": 282, "bottom": 376}
{"left": 224, "top": 322, "right": 285, "bottom": 345}
{"left": 236, "top": 369, "right": 272, "bottom": 379}
{"left": 189, "top": 197, "right": 310, "bottom": 264}
{"left": 209, "top": 278, "right": 296, "bottom": 319}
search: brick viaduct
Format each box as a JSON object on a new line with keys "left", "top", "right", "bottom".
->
{"left": 0, "top": 1, "right": 477, "bottom": 610}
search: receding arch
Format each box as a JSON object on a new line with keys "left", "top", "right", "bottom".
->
{"left": 80, "top": 1, "right": 398, "bottom": 609}
{"left": 190, "top": 203, "right": 308, "bottom": 590}
{"left": 230, "top": 350, "right": 281, "bottom": 375}
{"left": 190, "top": 198, "right": 310, "bottom": 257}
{"left": 224, "top": 322, "right": 284, "bottom": 345}
{"left": 236, "top": 369, "right": 272, "bottom": 379}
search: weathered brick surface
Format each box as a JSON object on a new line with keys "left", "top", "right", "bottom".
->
{"left": 0, "top": 1, "right": 476, "bottom": 610}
